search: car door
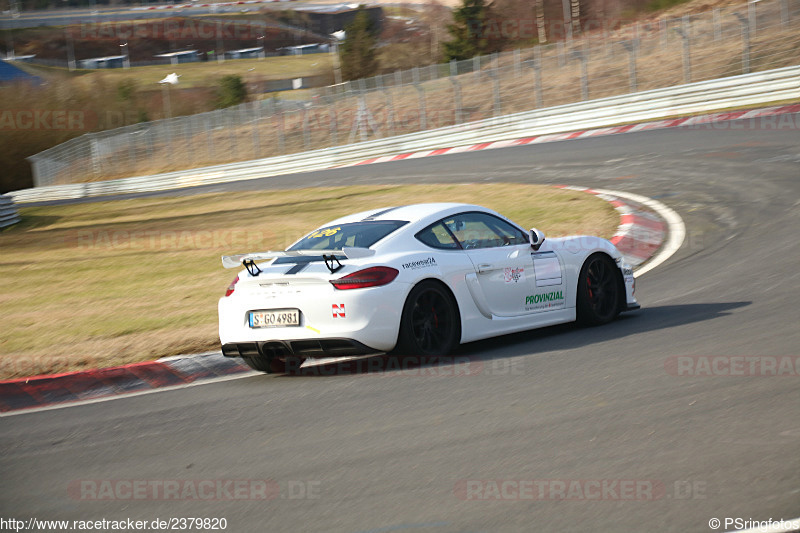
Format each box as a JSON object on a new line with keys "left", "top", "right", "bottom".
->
{"left": 442, "top": 212, "right": 536, "bottom": 317}
{"left": 525, "top": 248, "right": 567, "bottom": 313}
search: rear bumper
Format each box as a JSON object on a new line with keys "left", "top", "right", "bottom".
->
{"left": 221, "top": 339, "right": 379, "bottom": 360}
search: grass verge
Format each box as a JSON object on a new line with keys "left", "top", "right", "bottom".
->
{"left": 0, "top": 184, "right": 618, "bottom": 379}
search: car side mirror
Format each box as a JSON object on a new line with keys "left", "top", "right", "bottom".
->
{"left": 529, "top": 228, "right": 545, "bottom": 251}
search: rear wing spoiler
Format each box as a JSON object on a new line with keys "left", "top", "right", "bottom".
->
{"left": 221, "top": 247, "right": 376, "bottom": 269}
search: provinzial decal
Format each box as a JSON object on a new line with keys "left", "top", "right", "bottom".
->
{"left": 524, "top": 290, "right": 565, "bottom": 311}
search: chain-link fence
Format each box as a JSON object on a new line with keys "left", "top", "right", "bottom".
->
{"left": 28, "top": 0, "right": 800, "bottom": 187}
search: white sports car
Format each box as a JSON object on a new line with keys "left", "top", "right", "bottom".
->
{"left": 219, "top": 203, "right": 639, "bottom": 373}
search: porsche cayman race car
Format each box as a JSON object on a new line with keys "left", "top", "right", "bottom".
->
{"left": 219, "top": 203, "right": 639, "bottom": 373}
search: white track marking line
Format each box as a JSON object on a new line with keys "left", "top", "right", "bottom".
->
{"left": 593, "top": 188, "right": 686, "bottom": 278}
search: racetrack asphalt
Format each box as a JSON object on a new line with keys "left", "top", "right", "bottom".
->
{"left": 1, "top": 114, "right": 798, "bottom": 532}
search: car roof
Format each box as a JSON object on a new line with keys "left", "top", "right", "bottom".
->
{"left": 325, "top": 203, "right": 491, "bottom": 226}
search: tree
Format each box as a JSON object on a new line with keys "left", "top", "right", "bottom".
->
{"left": 216, "top": 75, "right": 247, "bottom": 109}
{"left": 443, "top": 0, "right": 497, "bottom": 62}
{"left": 340, "top": 6, "right": 379, "bottom": 81}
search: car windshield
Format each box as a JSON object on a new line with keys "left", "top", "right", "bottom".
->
{"left": 273, "top": 220, "right": 407, "bottom": 264}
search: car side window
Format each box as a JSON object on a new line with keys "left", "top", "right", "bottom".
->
{"left": 415, "top": 222, "right": 461, "bottom": 250}
{"left": 443, "top": 212, "right": 528, "bottom": 249}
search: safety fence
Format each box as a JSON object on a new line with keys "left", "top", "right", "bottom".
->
{"left": 25, "top": 0, "right": 800, "bottom": 188}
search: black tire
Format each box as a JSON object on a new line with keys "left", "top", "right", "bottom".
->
{"left": 393, "top": 281, "right": 460, "bottom": 357}
{"left": 576, "top": 253, "right": 621, "bottom": 326}
{"left": 241, "top": 353, "right": 287, "bottom": 374}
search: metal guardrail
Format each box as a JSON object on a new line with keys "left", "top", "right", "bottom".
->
{"left": 0, "top": 195, "right": 21, "bottom": 228}
{"left": 10, "top": 65, "right": 800, "bottom": 204}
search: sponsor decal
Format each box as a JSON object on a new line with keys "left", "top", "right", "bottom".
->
{"left": 504, "top": 267, "right": 525, "bottom": 283}
{"left": 524, "top": 290, "right": 565, "bottom": 311}
{"left": 309, "top": 226, "right": 340, "bottom": 239}
{"left": 401, "top": 256, "right": 437, "bottom": 270}
{"left": 331, "top": 304, "right": 346, "bottom": 318}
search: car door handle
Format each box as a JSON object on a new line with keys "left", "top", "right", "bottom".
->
{"left": 477, "top": 263, "right": 494, "bottom": 273}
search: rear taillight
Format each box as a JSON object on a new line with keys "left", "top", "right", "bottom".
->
{"left": 224, "top": 275, "right": 239, "bottom": 297}
{"left": 330, "top": 267, "right": 399, "bottom": 290}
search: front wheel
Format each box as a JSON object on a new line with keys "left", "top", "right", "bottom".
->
{"left": 393, "top": 281, "right": 460, "bottom": 357}
{"left": 576, "top": 253, "right": 621, "bottom": 326}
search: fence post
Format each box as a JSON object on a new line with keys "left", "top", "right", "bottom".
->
{"left": 533, "top": 46, "right": 543, "bottom": 108}
{"left": 413, "top": 67, "right": 427, "bottom": 131}
{"left": 183, "top": 116, "right": 191, "bottom": 167}
{"left": 571, "top": 49, "right": 588, "bottom": 100}
{"left": 303, "top": 107, "right": 311, "bottom": 149}
{"left": 227, "top": 109, "right": 236, "bottom": 160}
{"left": 276, "top": 102, "right": 285, "bottom": 155}
{"left": 675, "top": 17, "right": 691, "bottom": 84}
{"left": 733, "top": 12, "right": 751, "bottom": 74}
{"left": 252, "top": 100, "right": 261, "bottom": 158}
{"left": 748, "top": 0, "right": 757, "bottom": 38}
{"left": 622, "top": 40, "right": 637, "bottom": 93}
{"left": 449, "top": 60, "right": 463, "bottom": 125}
{"left": 382, "top": 88, "right": 395, "bottom": 137}
{"left": 205, "top": 114, "right": 214, "bottom": 162}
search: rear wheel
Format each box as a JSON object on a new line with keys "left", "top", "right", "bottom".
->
{"left": 576, "top": 253, "right": 621, "bottom": 326}
{"left": 393, "top": 281, "right": 460, "bottom": 357}
{"left": 242, "top": 353, "right": 287, "bottom": 374}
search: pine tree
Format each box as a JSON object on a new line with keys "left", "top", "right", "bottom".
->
{"left": 216, "top": 75, "right": 247, "bottom": 109}
{"left": 443, "top": 0, "right": 494, "bottom": 62}
{"left": 340, "top": 6, "right": 379, "bottom": 81}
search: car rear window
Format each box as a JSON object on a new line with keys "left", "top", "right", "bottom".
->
{"left": 273, "top": 220, "right": 408, "bottom": 264}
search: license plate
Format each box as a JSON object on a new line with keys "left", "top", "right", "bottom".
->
{"left": 249, "top": 309, "right": 300, "bottom": 328}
